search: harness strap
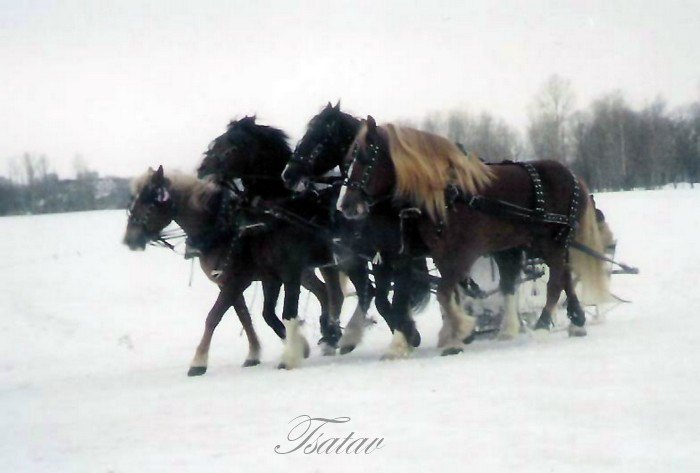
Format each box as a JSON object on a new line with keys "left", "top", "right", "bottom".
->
{"left": 446, "top": 162, "right": 581, "bottom": 252}
{"left": 448, "top": 189, "right": 570, "bottom": 226}
{"left": 517, "top": 162, "right": 546, "bottom": 216}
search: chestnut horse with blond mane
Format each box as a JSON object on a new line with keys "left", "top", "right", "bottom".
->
{"left": 338, "top": 116, "right": 610, "bottom": 357}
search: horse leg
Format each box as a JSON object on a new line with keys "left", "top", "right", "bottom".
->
{"left": 372, "top": 259, "right": 395, "bottom": 331}
{"left": 382, "top": 257, "right": 421, "bottom": 360}
{"left": 338, "top": 260, "right": 373, "bottom": 354}
{"left": 494, "top": 249, "right": 523, "bottom": 340}
{"left": 188, "top": 282, "right": 244, "bottom": 376}
{"left": 261, "top": 278, "right": 286, "bottom": 339}
{"left": 278, "top": 273, "right": 309, "bottom": 370}
{"left": 318, "top": 267, "right": 344, "bottom": 356}
{"left": 534, "top": 258, "right": 566, "bottom": 333}
{"left": 434, "top": 255, "right": 479, "bottom": 356}
{"left": 563, "top": 268, "right": 587, "bottom": 337}
{"left": 300, "top": 270, "right": 326, "bottom": 358}
{"left": 301, "top": 268, "right": 326, "bottom": 318}
{"left": 230, "top": 293, "right": 261, "bottom": 367}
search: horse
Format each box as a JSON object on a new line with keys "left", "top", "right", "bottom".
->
{"left": 199, "top": 115, "right": 291, "bottom": 201}
{"left": 338, "top": 116, "right": 610, "bottom": 357}
{"left": 282, "top": 102, "right": 432, "bottom": 357}
{"left": 123, "top": 166, "right": 337, "bottom": 371}
{"left": 196, "top": 116, "right": 351, "bottom": 358}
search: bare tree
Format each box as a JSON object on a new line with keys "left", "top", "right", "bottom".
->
{"left": 528, "top": 75, "right": 575, "bottom": 163}
{"left": 418, "top": 109, "right": 523, "bottom": 162}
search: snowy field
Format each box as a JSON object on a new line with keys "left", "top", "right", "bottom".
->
{"left": 1, "top": 188, "right": 699, "bottom": 472}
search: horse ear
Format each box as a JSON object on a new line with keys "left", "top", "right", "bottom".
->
{"left": 334, "top": 100, "right": 341, "bottom": 110}
{"left": 326, "top": 101, "right": 333, "bottom": 109}
{"left": 366, "top": 115, "right": 377, "bottom": 132}
{"left": 153, "top": 165, "right": 165, "bottom": 185}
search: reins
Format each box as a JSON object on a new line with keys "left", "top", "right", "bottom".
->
{"left": 568, "top": 241, "right": 639, "bottom": 274}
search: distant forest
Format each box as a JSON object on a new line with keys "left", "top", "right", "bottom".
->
{"left": 0, "top": 154, "right": 130, "bottom": 216}
{"left": 1, "top": 75, "right": 699, "bottom": 216}
{"left": 415, "top": 75, "right": 699, "bottom": 191}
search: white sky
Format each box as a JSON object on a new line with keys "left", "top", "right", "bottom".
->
{"left": 2, "top": 0, "right": 699, "bottom": 179}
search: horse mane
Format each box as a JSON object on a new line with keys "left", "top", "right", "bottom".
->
{"left": 225, "top": 116, "right": 292, "bottom": 164}
{"left": 376, "top": 124, "right": 494, "bottom": 221}
{"left": 131, "top": 170, "right": 219, "bottom": 212}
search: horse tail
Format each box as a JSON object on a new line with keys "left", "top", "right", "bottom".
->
{"left": 569, "top": 192, "right": 611, "bottom": 304}
{"left": 409, "top": 258, "right": 432, "bottom": 314}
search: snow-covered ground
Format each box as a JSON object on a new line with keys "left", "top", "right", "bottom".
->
{"left": 1, "top": 188, "right": 698, "bottom": 472}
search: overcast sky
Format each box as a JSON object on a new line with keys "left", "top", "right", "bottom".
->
{"left": 2, "top": 0, "right": 699, "bottom": 179}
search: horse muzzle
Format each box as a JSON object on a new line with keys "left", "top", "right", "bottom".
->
{"left": 281, "top": 166, "right": 309, "bottom": 193}
{"left": 337, "top": 192, "right": 369, "bottom": 220}
{"left": 123, "top": 228, "right": 148, "bottom": 251}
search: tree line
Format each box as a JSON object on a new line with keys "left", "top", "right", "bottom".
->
{"left": 2, "top": 76, "right": 698, "bottom": 216}
{"left": 0, "top": 153, "right": 130, "bottom": 216}
{"left": 418, "top": 75, "right": 699, "bottom": 191}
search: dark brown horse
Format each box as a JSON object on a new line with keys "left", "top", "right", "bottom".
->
{"left": 338, "top": 117, "right": 610, "bottom": 357}
{"left": 123, "top": 166, "right": 337, "bottom": 372}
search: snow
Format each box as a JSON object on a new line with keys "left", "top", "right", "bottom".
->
{"left": 1, "top": 188, "right": 699, "bottom": 472}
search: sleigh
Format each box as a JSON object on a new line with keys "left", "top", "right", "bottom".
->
{"left": 449, "top": 240, "right": 638, "bottom": 337}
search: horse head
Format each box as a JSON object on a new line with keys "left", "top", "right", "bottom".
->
{"left": 337, "top": 115, "right": 395, "bottom": 220}
{"left": 283, "top": 101, "right": 360, "bottom": 192}
{"left": 198, "top": 116, "right": 259, "bottom": 182}
{"left": 198, "top": 116, "right": 292, "bottom": 199}
{"left": 123, "top": 165, "right": 175, "bottom": 250}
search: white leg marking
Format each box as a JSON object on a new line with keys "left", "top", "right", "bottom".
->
{"left": 437, "top": 313, "right": 454, "bottom": 348}
{"left": 497, "top": 294, "right": 520, "bottom": 340}
{"left": 338, "top": 305, "right": 367, "bottom": 351}
{"left": 448, "top": 293, "right": 476, "bottom": 343}
{"left": 280, "top": 319, "right": 307, "bottom": 369}
{"left": 381, "top": 330, "right": 412, "bottom": 360}
{"left": 190, "top": 351, "right": 208, "bottom": 369}
{"left": 246, "top": 344, "right": 261, "bottom": 363}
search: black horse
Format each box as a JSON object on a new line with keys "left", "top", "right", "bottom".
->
{"left": 197, "top": 116, "right": 380, "bottom": 358}
{"left": 282, "top": 103, "right": 432, "bottom": 357}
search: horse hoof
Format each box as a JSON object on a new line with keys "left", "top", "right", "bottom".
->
{"left": 534, "top": 320, "right": 553, "bottom": 331}
{"left": 187, "top": 366, "right": 207, "bottom": 377}
{"left": 568, "top": 324, "right": 587, "bottom": 337}
{"left": 441, "top": 346, "right": 463, "bottom": 356}
{"left": 242, "top": 359, "right": 260, "bottom": 368}
{"left": 462, "top": 332, "right": 476, "bottom": 345}
{"left": 339, "top": 345, "right": 356, "bottom": 355}
{"left": 302, "top": 339, "right": 311, "bottom": 359}
{"left": 277, "top": 362, "right": 290, "bottom": 370}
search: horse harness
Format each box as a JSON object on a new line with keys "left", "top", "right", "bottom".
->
{"left": 343, "top": 142, "right": 582, "bottom": 255}
{"left": 443, "top": 161, "right": 582, "bottom": 251}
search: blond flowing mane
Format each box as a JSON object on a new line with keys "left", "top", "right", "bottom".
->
{"left": 131, "top": 169, "right": 218, "bottom": 211}
{"left": 382, "top": 124, "right": 494, "bottom": 221}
